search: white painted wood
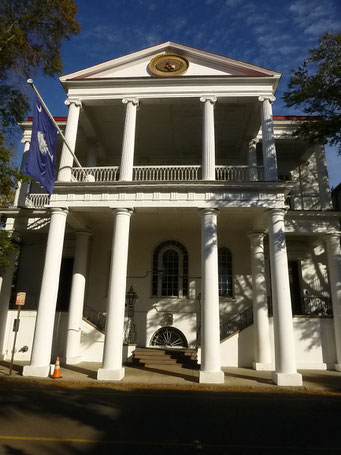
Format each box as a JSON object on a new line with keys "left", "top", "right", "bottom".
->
{"left": 119, "top": 98, "right": 139, "bottom": 181}
{"left": 200, "top": 96, "right": 217, "bottom": 181}
{"left": 65, "top": 231, "right": 91, "bottom": 364}
{"left": 259, "top": 96, "right": 278, "bottom": 181}
{"left": 23, "top": 209, "right": 68, "bottom": 377}
{"left": 268, "top": 209, "right": 302, "bottom": 386}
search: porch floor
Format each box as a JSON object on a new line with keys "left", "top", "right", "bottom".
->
{"left": 1, "top": 361, "right": 340, "bottom": 393}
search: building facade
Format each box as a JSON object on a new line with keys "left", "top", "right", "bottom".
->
{"left": 1, "top": 42, "right": 341, "bottom": 385}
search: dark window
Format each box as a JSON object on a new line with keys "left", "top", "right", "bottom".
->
{"left": 152, "top": 241, "right": 188, "bottom": 297}
{"left": 218, "top": 247, "right": 232, "bottom": 297}
{"left": 56, "top": 258, "right": 74, "bottom": 311}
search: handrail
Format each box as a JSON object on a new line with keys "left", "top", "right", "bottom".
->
{"left": 83, "top": 305, "right": 106, "bottom": 332}
{"left": 220, "top": 306, "right": 253, "bottom": 341}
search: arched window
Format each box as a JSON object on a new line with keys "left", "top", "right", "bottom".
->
{"left": 218, "top": 247, "right": 233, "bottom": 297}
{"left": 152, "top": 241, "right": 188, "bottom": 297}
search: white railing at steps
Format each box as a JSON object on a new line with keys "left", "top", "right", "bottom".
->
{"left": 25, "top": 194, "right": 50, "bottom": 208}
{"left": 133, "top": 165, "right": 201, "bottom": 181}
{"left": 71, "top": 165, "right": 264, "bottom": 183}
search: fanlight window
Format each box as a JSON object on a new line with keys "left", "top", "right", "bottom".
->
{"left": 152, "top": 241, "right": 188, "bottom": 297}
{"left": 218, "top": 247, "right": 233, "bottom": 297}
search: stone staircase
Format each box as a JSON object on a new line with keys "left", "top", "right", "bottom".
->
{"left": 132, "top": 347, "right": 199, "bottom": 369}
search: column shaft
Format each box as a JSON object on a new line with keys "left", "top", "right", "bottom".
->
{"left": 57, "top": 100, "right": 81, "bottom": 182}
{"left": 98, "top": 209, "right": 132, "bottom": 380}
{"left": 259, "top": 96, "right": 278, "bottom": 181}
{"left": 119, "top": 98, "right": 138, "bottom": 181}
{"left": 324, "top": 234, "right": 341, "bottom": 370}
{"left": 268, "top": 209, "right": 302, "bottom": 385}
{"left": 199, "top": 208, "right": 224, "bottom": 383}
{"left": 201, "top": 96, "right": 217, "bottom": 180}
{"left": 15, "top": 138, "right": 31, "bottom": 207}
{"left": 65, "top": 231, "right": 91, "bottom": 364}
{"left": 249, "top": 233, "right": 272, "bottom": 369}
{"left": 23, "top": 209, "right": 68, "bottom": 377}
{"left": 0, "top": 249, "right": 17, "bottom": 360}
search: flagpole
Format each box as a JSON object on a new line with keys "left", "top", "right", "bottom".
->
{"left": 27, "top": 79, "right": 88, "bottom": 179}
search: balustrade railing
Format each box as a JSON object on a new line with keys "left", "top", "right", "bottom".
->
{"left": 25, "top": 194, "right": 50, "bottom": 208}
{"left": 83, "top": 305, "right": 106, "bottom": 332}
{"left": 70, "top": 165, "right": 265, "bottom": 183}
{"left": 220, "top": 307, "right": 253, "bottom": 341}
{"left": 133, "top": 165, "right": 201, "bottom": 181}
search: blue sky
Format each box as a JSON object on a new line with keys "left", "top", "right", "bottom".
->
{"left": 23, "top": 0, "right": 341, "bottom": 186}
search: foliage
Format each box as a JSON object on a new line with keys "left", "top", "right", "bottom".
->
{"left": 282, "top": 33, "right": 341, "bottom": 151}
{"left": 0, "top": 0, "right": 80, "bottom": 267}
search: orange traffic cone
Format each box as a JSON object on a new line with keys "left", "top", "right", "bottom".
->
{"left": 52, "top": 356, "right": 62, "bottom": 379}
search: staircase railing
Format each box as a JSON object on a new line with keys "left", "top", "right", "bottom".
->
{"left": 83, "top": 305, "right": 106, "bottom": 332}
{"left": 220, "top": 307, "right": 253, "bottom": 341}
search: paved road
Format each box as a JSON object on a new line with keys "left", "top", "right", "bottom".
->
{"left": 0, "top": 382, "right": 340, "bottom": 454}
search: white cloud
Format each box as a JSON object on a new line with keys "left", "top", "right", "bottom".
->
{"left": 289, "top": 0, "right": 341, "bottom": 36}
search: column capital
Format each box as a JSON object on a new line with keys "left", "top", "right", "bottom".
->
{"left": 324, "top": 232, "right": 341, "bottom": 242}
{"left": 112, "top": 208, "right": 134, "bottom": 217}
{"left": 122, "top": 98, "right": 139, "bottom": 106}
{"left": 65, "top": 99, "right": 82, "bottom": 108}
{"left": 200, "top": 95, "right": 217, "bottom": 104}
{"left": 258, "top": 95, "right": 276, "bottom": 103}
{"left": 75, "top": 230, "right": 92, "bottom": 239}
{"left": 248, "top": 231, "right": 265, "bottom": 241}
{"left": 50, "top": 207, "right": 69, "bottom": 217}
{"left": 266, "top": 208, "right": 287, "bottom": 218}
{"left": 21, "top": 132, "right": 31, "bottom": 144}
{"left": 200, "top": 208, "right": 220, "bottom": 216}
{"left": 249, "top": 138, "right": 259, "bottom": 148}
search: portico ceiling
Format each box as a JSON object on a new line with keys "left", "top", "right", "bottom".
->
{"left": 77, "top": 97, "right": 261, "bottom": 166}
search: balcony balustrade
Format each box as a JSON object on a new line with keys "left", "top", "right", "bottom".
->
{"left": 71, "top": 165, "right": 264, "bottom": 183}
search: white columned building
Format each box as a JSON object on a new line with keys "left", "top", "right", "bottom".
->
{"left": 23, "top": 208, "right": 68, "bottom": 377}
{"left": 65, "top": 231, "right": 92, "bottom": 364}
{"left": 58, "top": 99, "right": 82, "bottom": 182}
{"left": 200, "top": 208, "right": 224, "bottom": 383}
{"left": 2, "top": 41, "right": 340, "bottom": 385}
{"left": 268, "top": 209, "right": 302, "bottom": 386}
{"left": 98, "top": 208, "right": 133, "bottom": 381}
{"left": 249, "top": 232, "right": 272, "bottom": 370}
{"left": 0, "top": 249, "right": 17, "bottom": 360}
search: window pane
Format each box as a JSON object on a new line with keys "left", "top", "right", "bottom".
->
{"left": 162, "top": 249, "right": 179, "bottom": 296}
{"left": 218, "top": 248, "right": 232, "bottom": 297}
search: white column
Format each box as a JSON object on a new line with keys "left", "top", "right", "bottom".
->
{"left": 0, "top": 248, "right": 16, "bottom": 360}
{"left": 65, "top": 231, "right": 91, "bottom": 365}
{"left": 200, "top": 96, "right": 217, "bottom": 181}
{"left": 14, "top": 135, "right": 31, "bottom": 207}
{"left": 98, "top": 208, "right": 133, "bottom": 381}
{"left": 199, "top": 208, "right": 224, "bottom": 383}
{"left": 57, "top": 99, "right": 82, "bottom": 182}
{"left": 23, "top": 208, "right": 68, "bottom": 377}
{"left": 248, "top": 138, "right": 259, "bottom": 181}
{"left": 268, "top": 209, "right": 302, "bottom": 386}
{"left": 249, "top": 232, "right": 272, "bottom": 370}
{"left": 324, "top": 234, "right": 341, "bottom": 371}
{"left": 259, "top": 96, "right": 278, "bottom": 181}
{"left": 119, "top": 98, "right": 139, "bottom": 181}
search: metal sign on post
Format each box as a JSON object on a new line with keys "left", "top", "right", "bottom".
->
{"left": 9, "top": 292, "right": 26, "bottom": 375}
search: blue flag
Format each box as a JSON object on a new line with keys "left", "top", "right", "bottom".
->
{"left": 23, "top": 95, "right": 58, "bottom": 195}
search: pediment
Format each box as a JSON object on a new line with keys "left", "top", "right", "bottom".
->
{"left": 60, "top": 41, "right": 280, "bottom": 82}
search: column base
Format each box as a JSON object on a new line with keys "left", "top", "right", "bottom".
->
{"left": 97, "top": 367, "right": 125, "bottom": 381}
{"left": 199, "top": 370, "right": 225, "bottom": 384}
{"left": 65, "top": 355, "right": 82, "bottom": 365}
{"left": 271, "top": 371, "right": 303, "bottom": 386}
{"left": 252, "top": 362, "right": 273, "bottom": 371}
{"left": 22, "top": 364, "right": 50, "bottom": 378}
{"left": 335, "top": 364, "right": 341, "bottom": 372}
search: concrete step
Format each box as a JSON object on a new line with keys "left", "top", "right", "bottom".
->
{"left": 132, "top": 348, "right": 199, "bottom": 369}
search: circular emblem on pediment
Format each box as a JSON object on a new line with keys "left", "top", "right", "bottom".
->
{"left": 149, "top": 54, "right": 189, "bottom": 77}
